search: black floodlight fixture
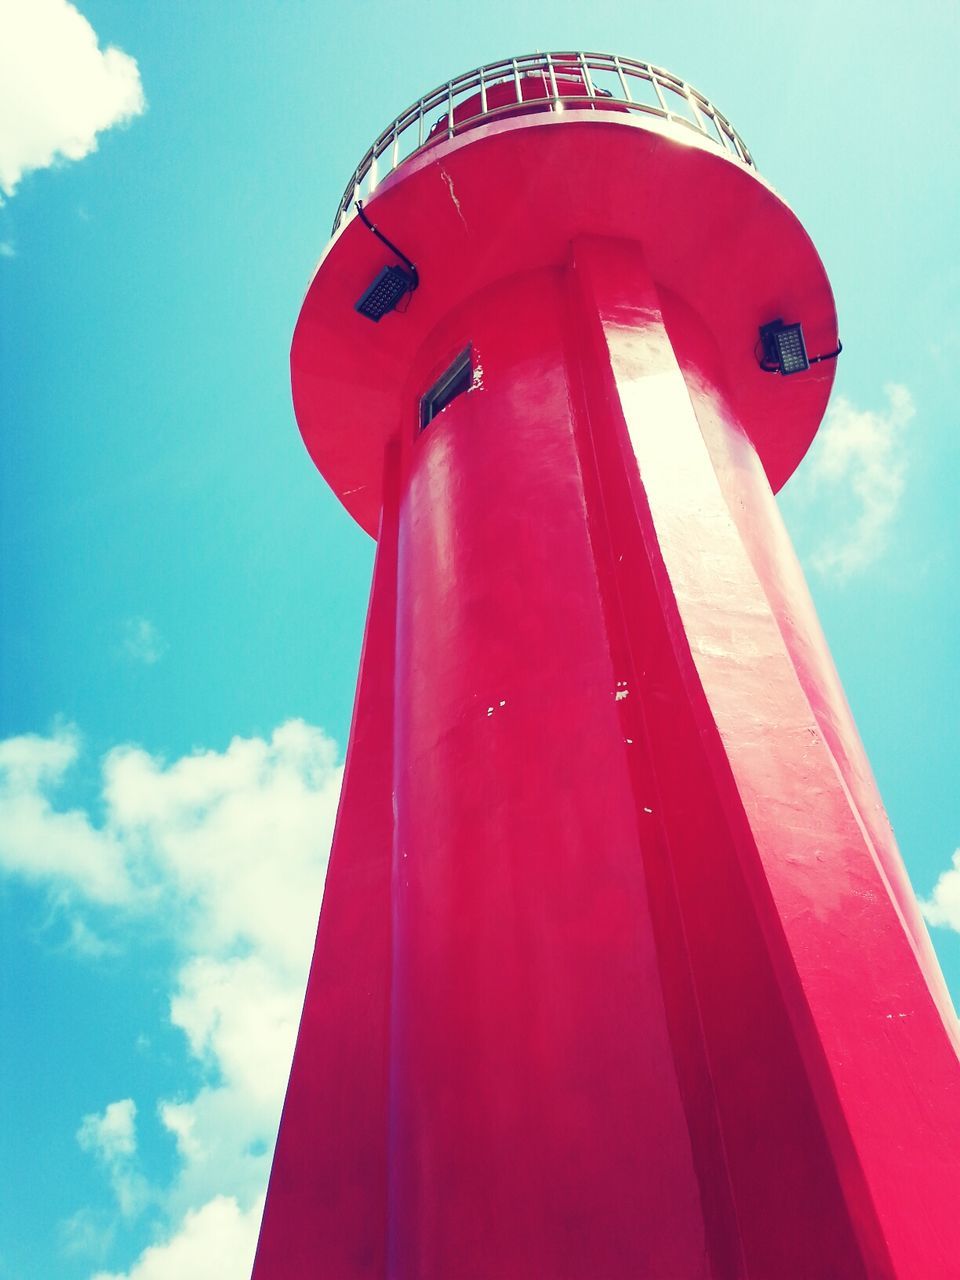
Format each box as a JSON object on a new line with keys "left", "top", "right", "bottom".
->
{"left": 759, "top": 319, "right": 810, "bottom": 376}
{"left": 353, "top": 199, "right": 420, "bottom": 323}
{"left": 355, "top": 264, "right": 417, "bottom": 322}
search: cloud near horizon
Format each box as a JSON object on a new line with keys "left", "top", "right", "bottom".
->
{"left": 0, "top": 0, "right": 145, "bottom": 198}
{"left": 0, "top": 719, "right": 342, "bottom": 1279}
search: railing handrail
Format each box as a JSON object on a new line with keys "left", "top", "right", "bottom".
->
{"left": 331, "top": 52, "right": 756, "bottom": 234}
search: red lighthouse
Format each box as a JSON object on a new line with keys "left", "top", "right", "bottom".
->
{"left": 253, "top": 53, "right": 960, "bottom": 1279}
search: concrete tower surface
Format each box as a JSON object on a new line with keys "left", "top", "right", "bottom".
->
{"left": 253, "top": 54, "right": 960, "bottom": 1280}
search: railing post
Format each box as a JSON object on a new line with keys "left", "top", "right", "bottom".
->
{"left": 685, "top": 87, "right": 708, "bottom": 133}
{"left": 545, "top": 52, "right": 560, "bottom": 108}
{"left": 577, "top": 52, "right": 596, "bottom": 105}
{"left": 612, "top": 54, "right": 632, "bottom": 103}
{"left": 650, "top": 70, "right": 670, "bottom": 115}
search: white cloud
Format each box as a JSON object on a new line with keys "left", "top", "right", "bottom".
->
{"left": 78, "top": 1098, "right": 138, "bottom": 1162}
{"left": 0, "top": 729, "right": 132, "bottom": 902}
{"left": 802, "top": 384, "right": 915, "bottom": 580}
{"left": 78, "top": 1099, "right": 148, "bottom": 1218}
{"left": 92, "top": 1195, "right": 265, "bottom": 1280}
{"left": 101, "top": 718, "right": 339, "bottom": 970}
{"left": 922, "top": 849, "right": 960, "bottom": 933}
{"left": 0, "top": 720, "right": 339, "bottom": 959}
{"left": 0, "top": 239, "right": 14, "bottom": 257}
{"left": 122, "top": 618, "right": 167, "bottom": 666}
{"left": 157, "top": 953, "right": 306, "bottom": 1219}
{"left": 0, "top": 0, "right": 145, "bottom": 198}
{"left": 0, "top": 719, "right": 341, "bottom": 1277}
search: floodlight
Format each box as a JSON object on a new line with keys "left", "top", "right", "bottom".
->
{"left": 759, "top": 319, "right": 810, "bottom": 376}
{"left": 355, "top": 265, "right": 417, "bottom": 322}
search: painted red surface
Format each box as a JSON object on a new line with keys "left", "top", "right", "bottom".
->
{"left": 254, "top": 72, "right": 960, "bottom": 1280}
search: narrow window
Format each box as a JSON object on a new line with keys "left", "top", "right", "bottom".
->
{"left": 420, "top": 346, "right": 472, "bottom": 431}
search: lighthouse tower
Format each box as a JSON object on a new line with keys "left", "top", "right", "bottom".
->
{"left": 253, "top": 54, "right": 960, "bottom": 1280}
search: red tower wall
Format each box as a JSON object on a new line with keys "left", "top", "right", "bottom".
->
{"left": 253, "top": 235, "right": 960, "bottom": 1279}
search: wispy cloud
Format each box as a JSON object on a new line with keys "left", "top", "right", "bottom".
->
{"left": 0, "top": 240, "right": 14, "bottom": 257}
{"left": 0, "top": 719, "right": 341, "bottom": 1278}
{"left": 0, "top": 0, "right": 145, "bottom": 199}
{"left": 78, "top": 1099, "right": 148, "bottom": 1219}
{"left": 66, "top": 914, "right": 119, "bottom": 958}
{"left": 801, "top": 384, "right": 915, "bottom": 580}
{"left": 121, "top": 617, "right": 167, "bottom": 665}
{"left": 922, "top": 849, "right": 960, "bottom": 934}
{"left": 60, "top": 1206, "right": 115, "bottom": 1261}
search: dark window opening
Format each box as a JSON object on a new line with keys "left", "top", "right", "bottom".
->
{"left": 420, "top": 346, "right": 473, "bottom": 430}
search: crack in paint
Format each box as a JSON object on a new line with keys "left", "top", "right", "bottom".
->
{"left": 441, "top": 167, "right": 468, "bottom": 230}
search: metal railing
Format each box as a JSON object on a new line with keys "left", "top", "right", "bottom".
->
{"left": 332, "top": 52, "right": 755, "bottom": 234}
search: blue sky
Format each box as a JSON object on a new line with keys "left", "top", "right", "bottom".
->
{"left": 1, "top": 2, "right": 958, "bottom": 1276}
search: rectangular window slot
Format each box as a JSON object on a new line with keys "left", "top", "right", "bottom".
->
{"left": 420, "top": 346, "right": 473, "bottom": 430}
